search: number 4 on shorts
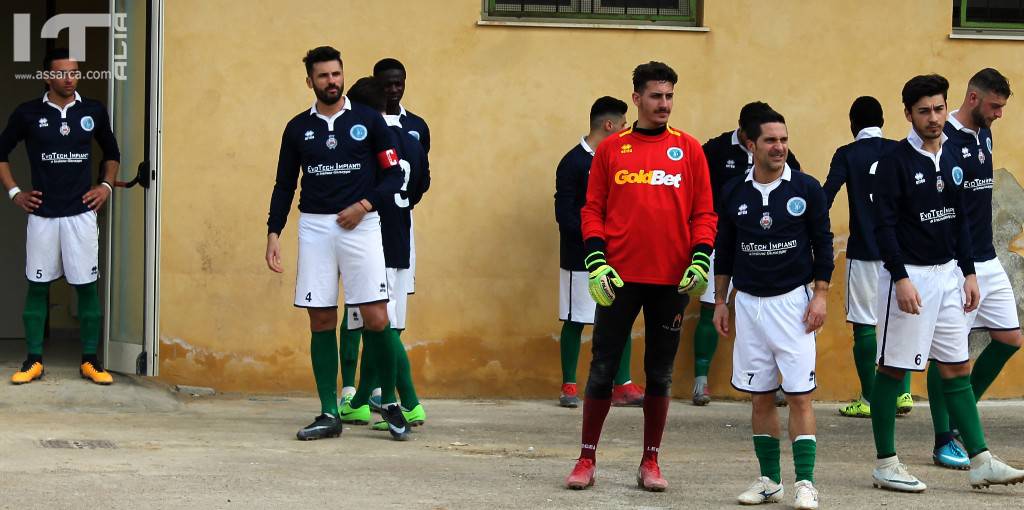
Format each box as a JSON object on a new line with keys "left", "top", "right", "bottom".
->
{"left": 305, "top": 292, "right": 311, "bottom": 303}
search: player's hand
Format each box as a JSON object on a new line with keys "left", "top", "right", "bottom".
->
{"left": 336, "top": 201, "right": 367, "bottom": 230}
{"left": 12, "top": 190, "right": 42, "bottom": 213}
{"left": 82, "top": 184, "right": 111, "bottom": 210}
{"left": 712, "top": 302, "right": 730, "bottom": 336}
{"left": 894, "top": 278, "right": 922, "bottom": 314}
{"left": 266, "top": 233, "right": 283, "bottom": 273}
{"left": 963, "top": 274, "right": 980, "bottom": 313}
{"left": 588, "top": 264, "right": 623, "bottom": 307}
{"left": 678, "top": 252, "right": 711, "bottom": 297}
{"left": 803, "top": 290, "right": 827, "bottom": 333}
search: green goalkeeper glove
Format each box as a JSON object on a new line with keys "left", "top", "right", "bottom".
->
{"left": 585, "top": 250, "right": 623, "bottom": 307}
{"left": 678, "top": 251, "right": 711, "bottom": 297}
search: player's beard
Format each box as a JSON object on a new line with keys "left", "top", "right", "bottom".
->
{"left": 314, "top": 84, "right": 342, "bottom": 105}
{"left": 970, "top": 104, "right": 991, "bottom": 129}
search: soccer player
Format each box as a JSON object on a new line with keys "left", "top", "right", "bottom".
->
{"left": 0, "top": 48, "right": 120, "bottom": 386}
{"left": 695, "top": 101, "right": 801, "bottom": 406}
{"left": 554, "top": 96, "right": 644, "bottom": 408}
{"left": 925, "top": 68, "right": 1019, "bottom": 470}
{"left": 564, "top": 61, "right": 716, "bottom": 492}
{"left": 338, "top": 77, "right": 430, "bottom": 435}
{"left": 714, "top": 108, "right": 831, "bottom": 510}
{"left": 335, "top": 58, "right": 434, "bottom": 409}
{"left": 823, "top": 97, "right": 914, "bottom": 419}
{"left": 265, "top": 46, "right": 405, "bottom": 441}
{"left": 868, "top": 74, "right": 1024, "bottom": 492}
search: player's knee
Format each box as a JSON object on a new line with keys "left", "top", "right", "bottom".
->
{"left": 307, "top": 309, "right": 337, "bottom": 332}
{"left": 644, "top": 372, "right": 672, "bottom": 397}
{"left": 584, "top": 377, "right": 614, "bottom": 399}
{"left": 360, "top": 307, "right": 389, "bottom": 332}
{"left": 993, "top": 329, "right": 1024, "bottom": 348}
{"left": 786, "top": 393, "right": 813, "bottom": 411}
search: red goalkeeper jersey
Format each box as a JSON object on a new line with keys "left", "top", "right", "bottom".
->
{"left": 581, "top": 125, "right": 717, "bottom": 285}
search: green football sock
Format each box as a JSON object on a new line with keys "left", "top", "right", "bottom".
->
{"left": 902, "top": 372, "right": 912, "bottom": 395}
{"left": 971, "top": 340, "right": 1019, "bottom": 400}
{"left": 613, "top": 335, "right": 633, "bottom": 386}
{"left": 694, "top": 306, "right": 718, "bottom": 378}
{"left": 74, "top": 282, "right": 101, "bottom": 356}
{"left": 365, "top": 327, "right": 399, "bottom": 405}
{"left": 792, "top": 436, "right": 817, "bottom": 483}
{"left": 927, "top": 362, "right": 950, "bottom": 435}
{"left": 942, "top": 375, "right": 988, "bottom": 457}
{"left": 309, "top": 329, "right": 339, "bottom": 416}
{"left": 22, "top": 282, "right": 50, "bottom": 357}
{"left": 851, "top": 325, "right": 877, "bottom": 400}
{"left": 394, "top": 331, "right": 419, "bottom": 410}
{"left": 339, "top": 307, "right": 361, "bottom": 388}
{"left": 351, "top": 335, "right": 378, "bottom": 408}
{"left": 753, "top": 435, "right": 781, "bottom": 484}
{"left": 869, "top": 370, "right": 902, "bottom": 458}
{"left": 559, "top": 321, "right": 583, "bottom": 384}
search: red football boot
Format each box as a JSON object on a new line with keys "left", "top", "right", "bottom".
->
{"left": 565, "top": 458, "right": 596, "bottom": 490}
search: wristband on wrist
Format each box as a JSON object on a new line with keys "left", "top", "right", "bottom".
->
{"left": 358, "top": 199, "right": 371, "bottom": 212}
{"left": 8, "top": 186, "right": 21, "bottom": 200}
{"left": 100, "top": 181, "right": 113, "bottom": 192}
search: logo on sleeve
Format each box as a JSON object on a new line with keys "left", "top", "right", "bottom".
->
{"left": 786, "top": 197, "right": 807, "bottom": 216}
{"left": 666, "top": 147, "right": 684, "bottom": 161}
{"left": 303, "top": 130, "right": 314, "bottom": 141}
{"left": 326, "top": 134, "right": 337, "bottom": 150}
{"left": 914, "top": 172, "right": 925, "bottom": 185}
{"left": 80, "top": 116, "right": 94, "bottom": 132}
{"left": 952, "top": 166, "right": 964, "bottom": 186}
{"left": 350, "top": 124, "right": 368, "bottom": 141}
{"left": 408, "top": 130, "right": 420, "bottom": 141}
{"left": 987, "top": 137, "right": 993, "bottom": 153}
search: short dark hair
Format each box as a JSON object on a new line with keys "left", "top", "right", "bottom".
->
{"left": 303, "top": 46, "right": 343, "bottom": 75}
{"left": 43, "top": 48, "right": 72, "bottom": 71}
{"left": 901, "top": 74, "right": 949, "bottom": 110}
{"left": 741, "top": 108, "right": 786, "bottom": 142}
{"left": 968, "top": 68, "right": 1012, "bottom": 98}
{"left": 589, "top": 96, "right": 628, "bottom": 127}
{"left": 346, "top": 76, "right": 386, "bottom": 112}
{"left": 738, "top": 101, "right": 774, "bottom": 127}
{"left": 373, "top": 58, "right": 406, "bottom": 76}
{"left": 849, "top": 96, "right": 884, "bottom": 134}
{"left": 632, "top": 61, "right": 677, "bottom": 93}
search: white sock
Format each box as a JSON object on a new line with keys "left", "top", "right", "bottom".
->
{"left": 340, "top": 386, "right": 356, "bottom": 398}
{"left": 371, "top": 387, "right": 382, "bottom": 398}
{"left": 695, "top": 375, "right": 708, "bottom": 385}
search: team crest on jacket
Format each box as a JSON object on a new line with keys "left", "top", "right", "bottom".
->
{"left": 666, "top": 147, "right": 684, "bottom": 161}
{"left": 760, "top": 211, "right": 773, "bottom": 230}
{"left": 936, "top": 176, "right": 945, "bottom": 192}
{"left": 59, "top": 122, "right": 70, "bottom": 136}
{"left": 350, "top": 124, "right": 368, "bottom": 141}
{"left": 786, "top": 197, "right": 807, "bottom": 216}
{"left": 952, "top": 166, "right": 964, "bottom": 186}
{"left": 978, "top": 149, "right": 985, "bottom": 165}
{"left": 326, "top": 134, "right": 337, "bottom": 149}
{"left": 80, "top": 116, "right": 95, "bottom": 132}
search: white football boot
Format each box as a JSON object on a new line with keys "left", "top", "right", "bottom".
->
{"left": 792, "top": 480, "right": 819, "bottom": 509}
{"left": 969, "top": 451, "right": 1024, "bottom": 489}
{"left": 872, "top": 455, "right": 926, "bottom": 493}
{"left": 737, "top": 476, "right": 784, "bottom": 505}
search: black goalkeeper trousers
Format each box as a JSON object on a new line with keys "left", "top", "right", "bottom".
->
{"left": 584, "top": 282, "right": 689, "bottom": 399}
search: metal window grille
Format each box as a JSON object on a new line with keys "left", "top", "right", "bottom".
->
{"left": 488, "top": 0, "right": 699, "bottom": 25}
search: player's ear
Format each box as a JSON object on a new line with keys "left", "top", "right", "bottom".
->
{"left": 904, "top": 107, "right": 912, "bottom": 123}
{"left": 305, "top": 76, "right": 313, "bottom": 89}
{"left": 745, "top": 138, "right": 756, "bottom": 153}
{"left": 631, "top": 91, "right": 641, "bottom": 108}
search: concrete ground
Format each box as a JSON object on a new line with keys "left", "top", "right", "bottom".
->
{"left": 2, "top": 365, "right": 1024, "bottom": 509}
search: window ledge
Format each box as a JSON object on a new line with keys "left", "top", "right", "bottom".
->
{"left": 477, "top": 19, "right": 709, "bottom": 32}
{"left": 950, "top": 28, "right": 1024, "bottom": 41}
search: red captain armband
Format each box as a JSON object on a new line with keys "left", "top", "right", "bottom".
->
{"left": 378, "top": 149, "right": 399, "bottom": 168}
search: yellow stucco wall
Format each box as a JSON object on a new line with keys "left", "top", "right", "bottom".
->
{"left": 158, "top": 0, "right": 1024, "bottom": 399}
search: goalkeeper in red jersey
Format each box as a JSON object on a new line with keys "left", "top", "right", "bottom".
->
{"left": 564, "top": 61, "right": 717, "bottom": 492}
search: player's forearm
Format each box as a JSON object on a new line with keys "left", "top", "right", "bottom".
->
{"left": 714, "top": 275, "right": 731, "bottom": 304}
{"left": 100, "top": 160, "right": 119, "bottom": 186}
{"left": 0, "top": 162, "right": 16, "bottom": 191}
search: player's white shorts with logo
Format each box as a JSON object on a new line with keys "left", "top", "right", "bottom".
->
{"left": 26, "top": 210, "right": 99, "bottom": 285}
{"left": 876, "top": 260, "right": 968, "bottom": 370}
{"left": 295, "top": 212, "right": 388, "bottom": 308}
{"left": 961, "top": 258, "right": 1020, "bottom": 331}
{"left": 559, "top": 269, "right": 596, "bottom": 324}
{"left": 700, "top": 250, "right": 733, "bottom": 305}
{"left": 845, "top": 259, "right": 882, "bottom": 325}
{"left": 347, "top": 267, "right": 412, "bottom": 330}
{"left": 731, "top": 286, "right": 817, "bottom": 394}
